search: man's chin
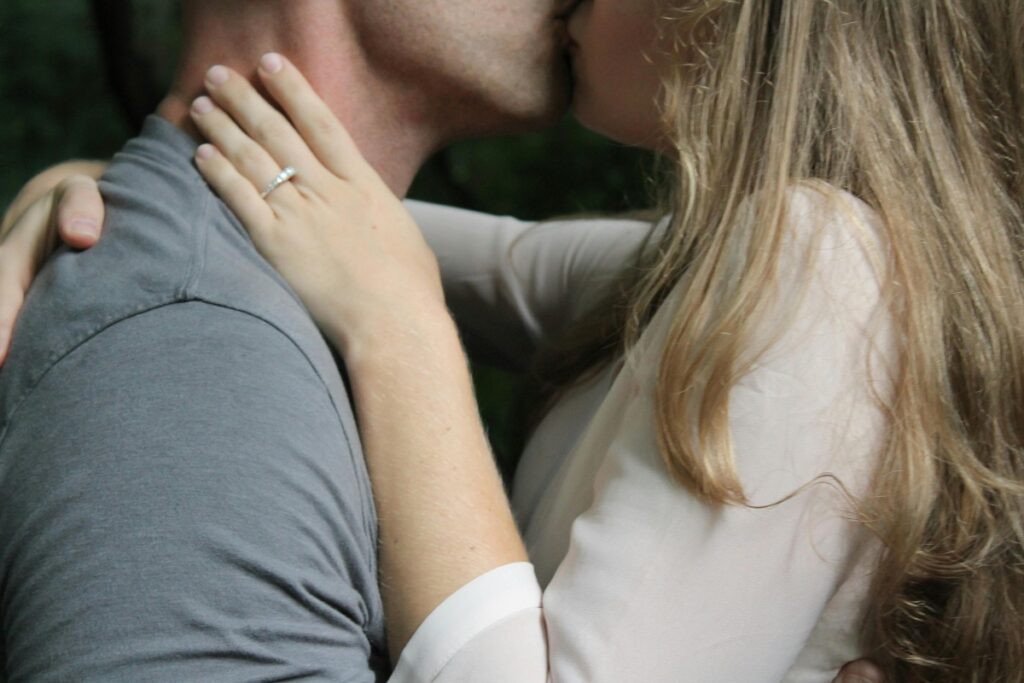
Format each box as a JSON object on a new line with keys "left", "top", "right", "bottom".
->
{"left": 526, "top": 93, "right": 573, "bottom": 130}
{"left": 438, "top": 60, "right": 573, "bottom": 139}
{"left": 504, "top": 67, "right": 574, "bottom": 131}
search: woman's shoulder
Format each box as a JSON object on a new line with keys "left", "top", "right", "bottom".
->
{"left": 779, "top": 182, "right": 888, "bottom": 285}
{"left": 736, "top": 182, "right": 894, "bottom": 368}
{"left": 726, "top": 183, "right": 893, "bottom": 352}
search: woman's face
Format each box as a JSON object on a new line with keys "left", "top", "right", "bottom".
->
{"left": 565, "top": 0, "right": 666, "bottom": 149}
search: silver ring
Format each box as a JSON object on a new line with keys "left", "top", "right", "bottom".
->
{"left": 260, "top": 166, "right": 298, "bottom": 199}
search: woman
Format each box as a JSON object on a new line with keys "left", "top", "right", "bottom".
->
{"left": 2, "top": 1, "right": 1022, "bottom": 680}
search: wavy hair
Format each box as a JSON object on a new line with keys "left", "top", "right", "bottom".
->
{"left": 532, "top": 1, "right": 1024, "bottom": 679}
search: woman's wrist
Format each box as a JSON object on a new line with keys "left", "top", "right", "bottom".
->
{"left": 333, "top": 300, "right": 461, "bottom": 374}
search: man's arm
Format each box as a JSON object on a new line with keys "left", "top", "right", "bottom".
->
{"left": 0, "top": 301, "right": 384, "bottom": 681}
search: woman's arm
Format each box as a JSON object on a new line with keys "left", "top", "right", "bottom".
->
{"left": 346, "top": 307, "right": 529, "bottom": 656}
{"left": 407, "top": 200, "right": 655, "bottom": 370}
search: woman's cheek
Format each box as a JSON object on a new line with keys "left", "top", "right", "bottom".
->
{"left": 570, "top": 9, "right": 664, "bottom": 147}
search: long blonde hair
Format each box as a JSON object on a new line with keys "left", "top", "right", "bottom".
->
{"left": 533, "top": 1, "right": 1024, "bottom": 679}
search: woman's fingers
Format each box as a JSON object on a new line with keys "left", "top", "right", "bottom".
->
{"left": 201, "top": 65, "right": 330, "bottom": 189}
{"left": 832, "top": 660, "right": 885, "bottom": 683}
{"left": 190, "top": 95, "right": 304, "bottom": 210}
{"left": 55, "top": 175, "right": 104, "bottom": 249}
{"left": 0, "top": 194, "right": 53, "bottom": 366}
{"left": 0, "top": 279, "right": 22, "bottom": 367}
{"left": 194, "top": 144, "right": 277, "bottom": 236}
{"left": 0, "top": 172, "right": 105, "bottom": 367}
{"left": 256, "top": 53, "right": 373, "bottom": 183}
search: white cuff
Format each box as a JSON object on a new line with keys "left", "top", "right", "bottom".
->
{"left": 389, "top": 562, "right": 542, "bottom": 683}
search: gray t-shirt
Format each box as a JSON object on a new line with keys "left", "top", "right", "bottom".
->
{"left": 0, "top": 116, "right": 387, "bottom": 681}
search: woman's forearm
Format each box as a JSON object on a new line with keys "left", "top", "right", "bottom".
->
{"left": 341, "top": 310, "right": 528, "bottom": 659}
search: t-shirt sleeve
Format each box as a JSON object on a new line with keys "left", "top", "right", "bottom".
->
{"left": 389, "top": 188, "right": 894, "bottom": 682}
{"left": 406, "top": 201, "right": 655, "bottom": 369}
{"left": 0, "top": 301, "right": 384, "bottom": 682}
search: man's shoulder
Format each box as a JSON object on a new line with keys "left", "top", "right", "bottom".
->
{"left": 0, "top": 293, "right": 338, "bottom": 426}
{"left": 0, "top": 119, "right": 344, "bottom": 428}
{"left": 0, "top": 226, "right": 345, "bottom": 445}
{"left": 0, "top": 210, "right": 308, "bottom": 412}
{"left": 0, "top": 304, "right": 384, "bottom": 682}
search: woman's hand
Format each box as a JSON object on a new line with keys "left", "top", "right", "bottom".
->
{"left": 833, "top": 660, "right": 885, "bottom": 682}
{"left": 0, "top": 162, "right": 106, "bottom": 365}
{"left": 189, "top": 55, "right": 446, "bottom": 359}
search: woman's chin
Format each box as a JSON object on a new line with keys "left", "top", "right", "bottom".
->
{"left": 571, "top": 100, "right": 664, "bottom": 152}
{"left": 570, "top": 105, "right": 629, "bottom": 147}
{"left": 569, "top": 96, "right": 603, "bottom": 136}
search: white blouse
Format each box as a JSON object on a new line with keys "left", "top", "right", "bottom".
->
{"left": 392, "top": 186, "right": 894, "bottom": 682}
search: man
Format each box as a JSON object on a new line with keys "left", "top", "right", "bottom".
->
{"left": 0, "top": 1, "right": 568, "bottom": 680}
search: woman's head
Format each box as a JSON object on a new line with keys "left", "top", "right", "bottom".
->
{"left": 545, "top": 2, "right": 1024, "bottom": 680}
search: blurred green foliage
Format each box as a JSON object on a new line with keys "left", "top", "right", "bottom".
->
{"left": 0, "top": 0, "right": 654, "bottom": 471}
{"left": 0, "top": 0, "right": 132, "bottom": 208}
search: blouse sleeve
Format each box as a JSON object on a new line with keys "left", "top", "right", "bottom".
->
{"left": 405, "top": 200, "right": 655, "bottom": 370}
{"left": 392, "top": 187, "right": 895, "bottom": 682}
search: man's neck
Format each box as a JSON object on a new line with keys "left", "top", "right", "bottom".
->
{"left": 156, "top": 3, "right": 439, "bottom": 197}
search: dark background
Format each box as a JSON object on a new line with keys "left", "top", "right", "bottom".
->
{"left": 0, "top": 0, "right": 654, "bottom": 473}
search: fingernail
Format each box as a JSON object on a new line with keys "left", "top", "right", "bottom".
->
{"left": 69, "top": 218, "right": 100, "bottom": 239}
{"left": 260, "top": 53, "right": 283, "bottom": 74}
{"left": 206, "top": 65, "right": 229, "bottom": 86}
{"left": 191, "top": 96, "right": 214, "bottom": 116}
{"left": 196, "top": 144, "right": 217, "bottom": 161}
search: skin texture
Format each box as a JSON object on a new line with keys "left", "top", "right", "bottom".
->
{"left": 158, "top": 0, "right": 572, "bottom": 194}
{"left": 350, "top": 0, "right": 573, "bottom": 135}
{"left": 567, "top": 0, "right": 666, "bottom": 147}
